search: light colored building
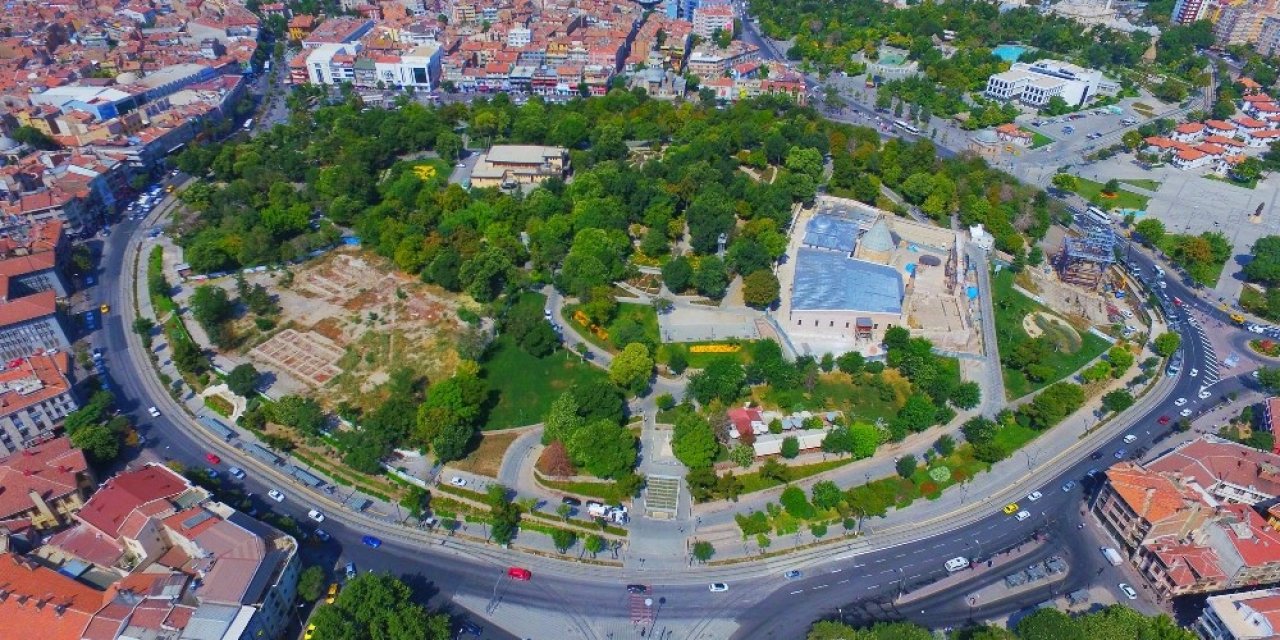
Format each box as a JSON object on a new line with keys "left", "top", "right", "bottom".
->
{"left": 1197, "top": 588, "right": 1280, "bottom": 640}
{"left": 0, "top": 353, "right": 78, "bottom": 457}
{"left": 306, "top": 43, "right": 360, "bottom": 85}
{"left": 691, "top": 2, "right": 735, "bottom": 39}
{"left": 1172, "top": 0, "right": 1210, "bottom": 24}
{"left": 1257, "top": 15, "right": 1280, "bottom": 56}
{"left": 984, "top": 59, "right": 1108, "bottom": 109}
{"left": 507, "top": 26, "right": 531, "bottom": 47}
{"left": 864, "top": 46, "right": 921, "bottom": 82}
{"left": 1215, "top": 1, "right": 1277, "bottom": 46}
{"left": 470, "top": 145, "right": 568, "bottom": 188}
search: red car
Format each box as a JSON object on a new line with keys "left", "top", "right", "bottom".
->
{"left": 507, "top": 567, "right": 532, "bottom": 581}
{"left": 1173, "top": 297, "right": 1183, "bottom": 306}
{"left": 205, "top": 453, "right": 221, "bottom": 465}
{"left": 1158, "top": 416, "right": 1171, "bottom": 425}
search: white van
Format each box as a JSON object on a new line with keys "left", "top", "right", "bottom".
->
{"left": 945, "top": 557, "right": 970, "bottom": 572}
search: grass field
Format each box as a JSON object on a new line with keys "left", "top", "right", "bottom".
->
{"left": 1029, "top": 131, "right": 1054, "bottom": 148}
{"left": 1119, "top": 178, "right": 1161, "bottom": 191}
{"left": 563, "top": 301, "right": 660, "bottom": 353}
{"left": 736, "top": 457, "right": 855, "bottom": 494}
{"left": 991, "top": 269, "right": 1109, "bottom": 399}
{"left": 482, "top": 293, "right": 609, "bottom": 429}
{"left": 657, "top": 340, "right": 759, "bottom": 369}
{"left": 1072, "top": 176, "right": 1150, "bottom": 211}
{"left": 757, "top": 369, "right": 912, "bottom": 424}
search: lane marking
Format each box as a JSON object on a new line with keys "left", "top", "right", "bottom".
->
{"left": 790, "top": 590, "right": 803, "bottom": 595}
{"left": 838, "top": 579, "right": 850, "bottom": 584}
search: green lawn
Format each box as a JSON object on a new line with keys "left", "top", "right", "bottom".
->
{"left": 563, "top": 301, "right": 660, "bottom": 353}
{"left": 758, "top": 371, "right": 909, "bottom": 424}
{"left": 991, "top": 269, "right": 1110, "bottom": 399}
{"left": 736, "top": 457, "right": 855, "bottom": 494}
{"left": 657, "top": 340, "right": 759, "bottom": 369}
{"left": 1119, "top": 178, "right": 1161, "bottom": 191}
{"left": 1205, "top": 173, "right": 1258, "bottom": 190}
{"left": 1071, "top": 176, "right": 1150, "bottom": 211}
{"left": 1029, "top": 131, "right": 1054, "bottom": 148}
{"left": 482, "top": 294, "right": 608, "bottom": 429}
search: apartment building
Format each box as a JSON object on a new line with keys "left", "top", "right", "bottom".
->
{"left": 1172, "top": 0, "right": 1210, "bottom": 24}
{"left": 40, "top": 464, "right": 301, "bottom": 640}
{"left": 1197, "top": 588, "right": 1280, "bottom": 640}
{"left": 1094, "top": 437, "right": 1280, "bottom": 598}
{"left": 691, "top": 2, "right": 735, "bottom": 39}
{"left": 0, "top": 353, "right": 79, "bottom": 456}
{"left": 0, "top": 436, "right": 91, "bottom": 530}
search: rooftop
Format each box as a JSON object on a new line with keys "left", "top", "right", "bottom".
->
{"left": 76, "top": 464, "right": 188, "bottom": 538}
{"left": 791, "top": 248, "right": 903, "bottom": 314}
{"left": 1204, "top": 588, "right": 1280, "bottom": 640}
{"left": 0, "top": 435, "right": 87, "bottom": 521}
{"left": 1147, "top": 436, "right": 1280, "bottom": 504}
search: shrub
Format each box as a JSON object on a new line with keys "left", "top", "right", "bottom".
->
{"left": 780, "top": 486, "right": 816, "bottom": 519}
{"left": 780, "top": 436, "right": 800, "bottom": 459}
{"left": 896, "top": 454, "right": 917, "bottom": 478}
{"left": 655, "top": 393, "right": 676, "bottom": 411}
{"left": 927, "top": 465, "right": 951, "bottom": 483}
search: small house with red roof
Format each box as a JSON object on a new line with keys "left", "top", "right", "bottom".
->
{"left": 1172, "top": 122, "right": 1205, "bottom": 143}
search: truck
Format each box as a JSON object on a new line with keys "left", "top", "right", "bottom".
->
{"left": 1101, "top": 547, "right": 1124, "bottom": 566}
{"left": 586, "top": 502, "right": 629, "bottom": 524}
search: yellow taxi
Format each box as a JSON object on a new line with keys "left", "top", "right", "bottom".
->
{"left": 325, "top": 583, "right": 338, "bottom": 605}
{"left": 99, "top": 303, "right": 110, "bottom": 314}
{"left": 1002, "top": 502, "right": 1020, "bottom": 515}
{"left": 304, "top": 624, "right": 316, "bottom": 640}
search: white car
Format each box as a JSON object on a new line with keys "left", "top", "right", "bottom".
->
{"left": 267, "top": 489, "right": 285, "bottom": 503}
{"left": 1189, "top": 368, "right": 1199, "bottom": 377}
{"left": 228, "top": 466, "right": 246, "bottom": 480}
{"left": 1174, "top": 397, "right": 1187, "bottom": 407}
{"left": 1198, "top": 390, "right": 1211, "bottom": 400}
{"left": 1015, "top": 510, "right": 1031, "bottom": 522}
{"left": 708, "top": 582, "right": 729, "bottom": 593}
{"left": 1119, "top": 583, "right": 1138, "bottom": 600}
{"left": 1026, "top": 491, "right": 1043, "bottom": 502}
{"left": 148, "top": 406, "right": 160, "bottom": 417}
{"left": 450, "top": 477, "right": 467, "bottom": 487}
{"left": 1123, "top": 434, "right": 1137, "bottom": 444}
{"left": 307, "top": 509, "right": 325, "bottom": 523}
{"left": 1180, "top": 408, "right": 1193, "bottom": 417}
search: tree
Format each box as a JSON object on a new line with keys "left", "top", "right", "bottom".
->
{"left": 672, "top": 412, "right": 720, "bottom": 469}
{"left": 543, "top": 393, "right": 584, "bottom": 445}
{"left": 1134, "top": 218, "right": 1166, "bottom": 246}
{"left": 609, "top": 343, "right": 654, "bottom": 395}
{"left": 896, "top": 454, "right": 917, "bottom": 478}
{"left": 730, "top": 443, "right": 755, "bottom": 467}
{"left": 536, "top": 440, "right": 577, "bottom": 477}
{"left": 1017, "top": 608, "right": 1085, "bottom": 640}
{"left": 226, "top": 363, "right": 259, "bottom": 397}
{"left": 309, "top": 572, "right": 450, "bottom": 640}
{"left": 692, "top": 540, "right": 715, "bottom": 563}
{"left": 272, "top": 395, "right": 326, "bottom": 435}
{"left": 1051, "top": 173, "right": 1078, "bottom": 192}
{"left": 1258, "top": 367, "right": 1280, "bottom": 393}
{"left": 1122, "top": 129, "right": 1143, "bottom": 150}
{"left": 584, "top": 534, "right": 605, "bottom": 558}
{"left": 297, "top": 565, "right": 326, "bottom": 601}
{"left": 693, "top": 255, "right": 729, "bottom": 299}
{"left": 1153, "top": 332, "right": 1182, "bottom": 357}
{"left": 688, "top": 360, "right": 746, "bottom": 404}
{"left": 571, "top": 380, "right": 626, "bottom": 424}
{"left": 551, "top": 528, "right": 577, "bottom": 553}
{"left": 811, "top": 480, "right": 842, "bottom": 510}
{"left": 780, "top": 435, "right": 800, "bottom": 458}
{"left": 951, "top": 381, "right": 981, "bottom": 410}
{"left": 567, "top": 418, "right": 636, "bottom": 479}
{"left": 1102, "top": 178, "right": 1121, "bottom": 195}
{"left": 836, "top": 351, "right": 865, "bottom": 375}
{"left": 1102, "top": 389, "right": 1135, "bottom": 413}
{"left": 1107, "top": 346, "right": 1135, "bottom": 377}
{"left": 935, "top": 434, "right": 955, "bottom": 456}
{"left": 485, "top": 484, "right": 521, "bottom": 546}
{"left": 741, "top": 269, "right": 780, "bottom": 308}
{"left": 556, "top": 503, "right": 573, "bottom": 521}
{"left": 70, "top": 423, "right": 119, "bottom": 462}
{"left": 662, "top": 256, "right": 694, "bottom": 293}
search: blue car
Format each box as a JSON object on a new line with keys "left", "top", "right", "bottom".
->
{"left": 361, "top": 535, "right": 382, "bottom": 548}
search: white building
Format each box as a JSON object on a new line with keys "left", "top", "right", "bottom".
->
{"left": 306, "top": 43, "right": 359, "bottom": 85}
{"left": 394, "top": 43, "right": 442, "bottom": 89}
{"left": 984, "top": 59, "right": 1111, "bottom": 109}
{"left": 507, "top": 26, "right": 531, "bottom": 47}
{"left": 1197, "top": 588, "right": 1280, "bottom": 639}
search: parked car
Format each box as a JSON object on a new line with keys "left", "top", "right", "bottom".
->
{"left": 1174, "top": 397, "right": 1187, "bottom": 406}
{"left": 449, "top": 477, "right": 467, "bottom": 487}
{"left": 227, "top": 466, "right": 245, "bottom": 480}
{"left": 561, "top": 496, "right": 582, "bottom": 506}
{"left": 362, "top": 535, "right": 382, "bottom": 548}
{"left": 1114, "top": 449, "right": 1126, "bottom": 459}
{"left": 325, "top": 583, "right": 338, "bottom": 604}
{"left": 1119, "top": 583, "right": 1138, "bottom": 599}
{"left": 308, "top": 509, "right": 325, "bottom": 523}
{"left": 1026, "top": 491, "right": 1043, "bottom": 502}
{"left": 345, "top": 562, "right": 356, "bottom": 580}
{"left": 267, "top": 489, "right": 285, "bottom": 502}
{"left": 314, "top": 529, "right": 331, "bottom": 542}
{"left": 1061, "top": 480, "right": 1077, "bottom": 492}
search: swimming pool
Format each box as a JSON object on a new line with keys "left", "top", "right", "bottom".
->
{"left": 992, "top": 44, "right": 1027, "bottom": 62}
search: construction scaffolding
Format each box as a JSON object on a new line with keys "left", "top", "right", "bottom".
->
{"left": 1057, "top": 226, "right": 1116, "bottom": 290}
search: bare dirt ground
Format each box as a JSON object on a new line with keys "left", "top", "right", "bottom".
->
{"left": 240, "top": 249, "right": 479, "bottom": 411}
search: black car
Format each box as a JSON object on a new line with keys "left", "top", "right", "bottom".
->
{"left": 561, "top": 496, "right": 582, "bottom": 506}
{"left": 626, "top": 584, "right": 648, "bottom": 594}
{"left": 458, "top": 620, "right": 483, "bottom": 636}
{"left": 1090, "top": 451, "right": 1104, "bottom": 460}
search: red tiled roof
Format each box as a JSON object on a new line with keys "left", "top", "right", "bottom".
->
{"left": 0, "top": 435, "right": 86, "bottom": 521}
{"left": 75, "top": 464, "right": 187, "bottom": 538}
{"left": 0, "top": 553, "right": 103, "bottom": 640}
{"left": 1175, "top": 122, "right": 1204, "bottom": 134}
{"left": 0, "top": 289, "right": 56, "bottom": 326}
{"left": 1147, "top": 438, "right": 1280, "bottom": 500}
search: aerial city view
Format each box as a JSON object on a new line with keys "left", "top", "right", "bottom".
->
{"left": 10, "top": 0, "right": 1280, "bottom": 637}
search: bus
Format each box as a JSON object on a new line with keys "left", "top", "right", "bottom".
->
{"left": 1083, "top": 206, "right": 1111, "bottom": 227}
{"left": 893, "top": 120, "right": 919, "bottom": 135}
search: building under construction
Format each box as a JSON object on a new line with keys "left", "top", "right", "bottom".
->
{"left": 1056, "top": 226, "right": 1116, "bottom": 289}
